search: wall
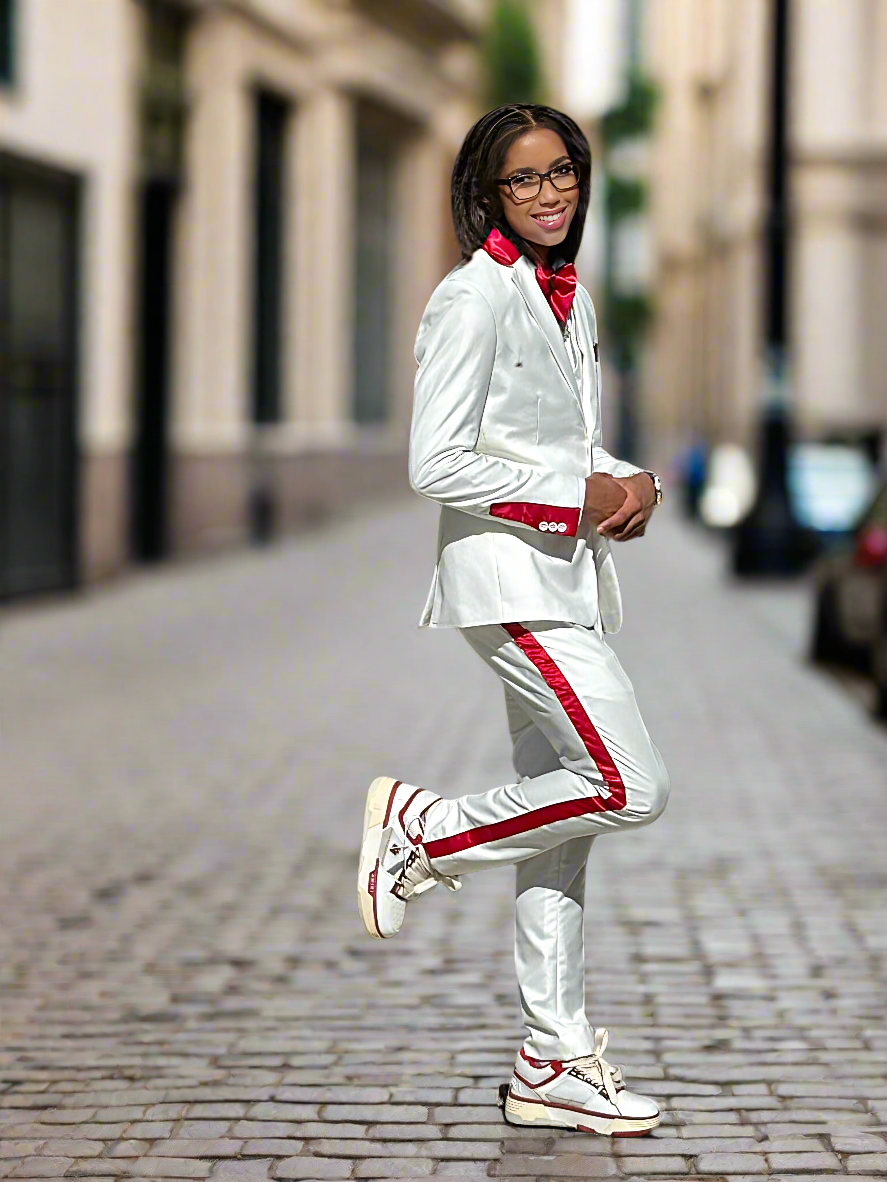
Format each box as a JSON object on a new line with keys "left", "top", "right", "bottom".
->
{"left": 0, "top": 0, "right": 141, "bottom": 580}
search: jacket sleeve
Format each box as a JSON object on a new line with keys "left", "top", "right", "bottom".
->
{"left": 409, "top": 279, "right": 586, "bottom": 537}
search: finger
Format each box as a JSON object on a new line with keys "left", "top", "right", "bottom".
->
{"left": 597, "top": 495, "right": 635, "bottom": 534}
{"left": 618, "top": 512, "right": 649, "bottom": 540}
{"left": 610, "top": 511, "right": 647, "bottom": 541}
{"left": 622, "top": 515, "right": 650, "bottom": 540}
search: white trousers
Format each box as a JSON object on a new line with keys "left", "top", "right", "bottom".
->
{"left": 419, "top": 619, "right": 670, "bottom": 1060}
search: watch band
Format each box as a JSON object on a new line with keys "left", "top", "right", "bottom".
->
{"left": 643, "top": 470, "right": 663, "bottom": 505}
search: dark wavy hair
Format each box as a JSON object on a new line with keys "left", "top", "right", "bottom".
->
{"left": 451, "top": 104, "right": 592, "bottom": 265}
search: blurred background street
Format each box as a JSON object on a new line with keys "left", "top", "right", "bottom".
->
{"left": 3, "top": 0, "right": 887, "bottom": 1178}
{"left": 3, "top": 499, "right": 887, "bottom": 1179}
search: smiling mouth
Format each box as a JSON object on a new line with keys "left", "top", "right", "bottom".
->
{"left": 531, "top": 207, "right": 568, "bottom": 228}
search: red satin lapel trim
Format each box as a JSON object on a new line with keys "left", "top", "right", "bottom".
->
{"left": 481, "top": 228, "right": 577, "bottom": 325}
{"left": 481, "top": 226, "right": 521, "bottom": 266}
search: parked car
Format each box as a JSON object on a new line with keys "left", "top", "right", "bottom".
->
{"left": 810, "top": 478, "right": 887, "bottom": 714}
{"left": 873, "top": 594, "right": 887, "bottom": 719}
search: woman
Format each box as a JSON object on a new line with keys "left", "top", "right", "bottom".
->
{"left": 357, "top": 104, "right": 670, "bottom": 1136}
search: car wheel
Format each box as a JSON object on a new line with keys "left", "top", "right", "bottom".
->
{"left": 810, "top": 581, "right": 853, "bottom": 666}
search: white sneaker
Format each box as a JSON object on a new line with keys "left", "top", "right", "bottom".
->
{"left": 501, "top": 1028, "right": 660, "bottom": 1136}
{"left": 357, "top": 776, "right": 461, "bottom": 939}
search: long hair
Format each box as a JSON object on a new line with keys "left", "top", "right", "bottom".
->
{"left": 451, "top": 104, "right": 592, "bottom": 265}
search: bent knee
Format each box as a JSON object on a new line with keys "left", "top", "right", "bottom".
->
{"left": 617, "top": 761, "right": 670, "bottom": 827}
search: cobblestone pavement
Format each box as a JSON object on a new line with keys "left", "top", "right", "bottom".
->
{"left": 2, "top": 498, "right": 887, "bottom": 1182}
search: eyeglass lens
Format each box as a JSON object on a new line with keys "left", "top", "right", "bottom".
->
{"left": 510, "top": 165, "right": 579, "bottom": 200}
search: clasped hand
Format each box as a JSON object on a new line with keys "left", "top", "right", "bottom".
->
{"left": 583, "top": 472, "right": 656, "bottom": 542}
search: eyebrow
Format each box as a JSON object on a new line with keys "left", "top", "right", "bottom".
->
{"left": 507, "top": 155, "right": 571, "bottom": 177}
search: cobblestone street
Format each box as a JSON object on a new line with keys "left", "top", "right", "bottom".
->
{"left": 2, "top": 497, "right": 887, "bottom": 1182}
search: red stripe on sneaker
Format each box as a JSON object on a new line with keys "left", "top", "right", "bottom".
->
{"left": 368, "top": 862, "right": 382, "bottom": 939}
{"left": 422, "top": 625, "right": 625, "bottom": 861}
{"left": 382, "top": 780, "right": 402, "bottom": 827}
{"left": 397, "top": 788, "right": 423, "bottom": 834}
{"left": 520, "top": 1048, "right": 565, "bottom": 1072}
{"left": 514, "top": 1066, "right": 564, "bottom": 1089}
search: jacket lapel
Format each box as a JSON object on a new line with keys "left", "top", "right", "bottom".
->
{"left": 510, "top": 259, "right": 581, "bottom": 409}
{"left": 572, "top": 289, "right": 597, "bottom": 419}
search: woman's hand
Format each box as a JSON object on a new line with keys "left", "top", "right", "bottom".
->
{"left": 594, "top": 472, "right": 657, "bottom": 541}
{"left": 582, "top": 473, "right": 627, "bottom": 529}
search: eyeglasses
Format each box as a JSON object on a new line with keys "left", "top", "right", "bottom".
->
{"left": 495, "top": 162, "right": 580, "bottom": 203}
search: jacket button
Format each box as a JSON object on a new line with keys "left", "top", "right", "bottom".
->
{"left": 539, "top": 521, "right": 549, "bottom": 531}
{"left": 557, "top": 522, "right": 568, "bottom": 533}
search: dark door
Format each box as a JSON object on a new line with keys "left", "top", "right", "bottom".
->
{"left": 131, "top": 178, "right": 176, "bottom": 562}
{"left": 0, "top": 155, "right": 79, "bottom": 599}
{"left": 252, "top": 90, "right": 288, "bottom": 427}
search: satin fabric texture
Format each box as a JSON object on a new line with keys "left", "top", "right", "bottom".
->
{"left": 419, "top": 620, "right": 670, "bottom": 1059}
{"left": 409, "top": 245, "right": 644, "bottom": 631}
{"left": 481, "top": 226, "right": 578, "bottom": 326}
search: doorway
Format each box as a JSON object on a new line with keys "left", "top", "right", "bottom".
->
{"left": 0, "top": 154, "right": 79, "bottom": 599}
{"left": 130, "top": 0, "right": 188, "bottom": 562}
{"left": 131, "top": 178, "right": 176, "bottom": 561}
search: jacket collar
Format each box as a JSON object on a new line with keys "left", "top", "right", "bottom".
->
{"left": 478, "top": 229, "right": 582, "bottom": 406}
{"left": 509, "top": 256, "right": 582, "bottom": 408}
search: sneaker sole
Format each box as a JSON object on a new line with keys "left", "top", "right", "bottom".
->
{"left": 498, "top": 1084, "right": 659, "bottom": 1136}
{"left": 357, "top": 776, "right": 400, "bottom": 940}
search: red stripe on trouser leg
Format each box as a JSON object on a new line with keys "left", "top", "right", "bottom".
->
{"left": 422, "top": 623, "right": 626, "bottom": 861}
{"left": 504, "top": 624, "right": 625, "bottom": 798}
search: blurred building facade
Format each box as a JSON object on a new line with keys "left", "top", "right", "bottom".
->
{"left": 642, "top": 0, "right": 887, "bottom": 468}
{"left": 0, "top": 0, "right": 484, "bottom": 597}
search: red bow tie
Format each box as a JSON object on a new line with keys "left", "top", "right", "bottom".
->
{"left": 481, "top": 227, "right": 578, "bottom": 326}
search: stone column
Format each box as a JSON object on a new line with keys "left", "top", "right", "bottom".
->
{"left": 388, "top": 130, "right": 449, "bottom": 436}
{"left": 289, "top": 86, "right": 356, "bottom": 432}
{"left": 791, "top": 0, "right": 870, "bottom": 431}
{"left": 171, "top": 12, "right": 252, "bottom": 548}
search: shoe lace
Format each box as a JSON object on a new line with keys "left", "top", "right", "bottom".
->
{"left": 567, "top": 1028, "right": 624, "bottom": 1106}
{"left": 391, "top": 847, "right": 461, "bottom": 902}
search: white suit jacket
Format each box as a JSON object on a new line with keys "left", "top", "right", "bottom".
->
{"left": 409, "top": 247, "right": 643, "bottom": 631}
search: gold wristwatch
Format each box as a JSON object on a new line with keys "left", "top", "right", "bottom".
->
{"left": 644, "top": 470, "right": 663, "bottom": 505}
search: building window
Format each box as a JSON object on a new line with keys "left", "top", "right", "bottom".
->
{"left": 251, "top": 89, "right": 289, "bottom": 425}
{"left": 0, "top": 0, "right": 14, "bottom": 85}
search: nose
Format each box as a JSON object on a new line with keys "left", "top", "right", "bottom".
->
{"left": 538, "top": 177, "right": 563, "bottom": 204}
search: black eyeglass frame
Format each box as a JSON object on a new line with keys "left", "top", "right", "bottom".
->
{"left": 495, "top": 162, "right": 581, "bottom": 203}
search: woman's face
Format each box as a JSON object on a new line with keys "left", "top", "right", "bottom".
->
{"left": 497, "top": 128, "right": 580, "bottom": 264}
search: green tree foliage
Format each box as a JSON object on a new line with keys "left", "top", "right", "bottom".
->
{"left": 484, "top": 0, "right": 543, "bottom": 107}
{"left": 601, "top": 72, "right": 659, "bottom": 146}
{"left": 605, "top": 175, "right": 646, "bottom": 222}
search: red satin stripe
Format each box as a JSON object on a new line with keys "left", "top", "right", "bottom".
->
{"left": 489, "top": 501, "right": 580, "bottom": 537}
{"left": 481, "top": 227, "right": 577, "bottom": 325}
{"left": 503, "top": 625, "right": 625, "bottom": 798}
{"left": 422, "top": 625, "right": 626, "bottom": 861}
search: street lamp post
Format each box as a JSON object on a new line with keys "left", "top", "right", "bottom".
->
{"left": 601, "top": 0, "right": 656, "bottom": 465}
{"left": 732, "top": 0, "right": 816, "bottom": 576}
